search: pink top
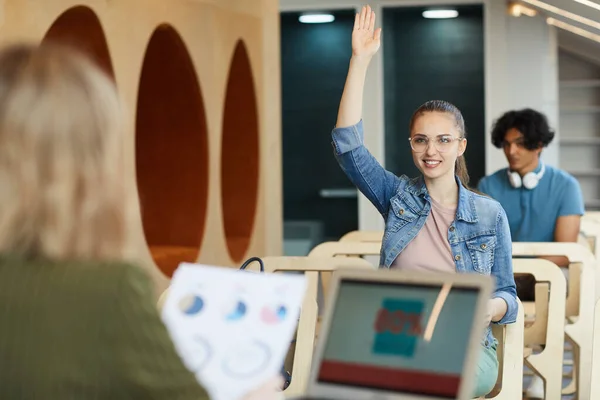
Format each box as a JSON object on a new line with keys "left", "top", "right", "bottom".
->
{"left": 390, "top": 197, "right": 457, "bottom": 273}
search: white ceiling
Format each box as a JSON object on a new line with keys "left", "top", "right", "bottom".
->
{"left": 279, "top": 0, "right": 600, "bottom": 66}
{"left": 518, "top": 0, "right": 600, "bottom": 65}
{"left": 557, "top": 29, "right": 600, "bottom": 65}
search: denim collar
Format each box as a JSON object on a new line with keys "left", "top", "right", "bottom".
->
{"left": 405, "top": 175, "right": 478, "bottom": 223}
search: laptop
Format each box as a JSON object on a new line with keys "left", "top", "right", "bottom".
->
{"left": 290, "top": 268, "right": 494, "bottom": 400}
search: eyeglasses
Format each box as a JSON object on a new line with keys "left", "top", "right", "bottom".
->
{"left": 408, "top": 135, "right": 464, "bottom": 153}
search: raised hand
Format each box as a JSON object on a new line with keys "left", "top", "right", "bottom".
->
{"left": 335, "top": 5, "right": 380, "bottom": 128}
{"left": 352, "top": 5, "right": 382, "bottom": 59}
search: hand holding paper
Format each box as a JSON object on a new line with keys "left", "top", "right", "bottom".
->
{"left": 161, "top": 263, "right": 307, "bottom": 400}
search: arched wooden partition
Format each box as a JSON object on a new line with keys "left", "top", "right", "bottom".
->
{"left": 135, "top": 24, "right": 209, "bottom": 277}
{"left": 0, "top": 0, "right": 283, "bottom": 295}
{"left": 221, "top": 40, "right": 260, "bottom": 263}
{"left": 42, "top": 5, "right": 114, "bottom": 79}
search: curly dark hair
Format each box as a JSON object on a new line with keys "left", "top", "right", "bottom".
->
{"left": 491, "top": 108, "right": 555, "bottom": 150}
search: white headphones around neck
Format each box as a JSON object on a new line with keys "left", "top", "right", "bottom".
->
{"left": 507, "top": 163, "right": 546, "bottom": 189}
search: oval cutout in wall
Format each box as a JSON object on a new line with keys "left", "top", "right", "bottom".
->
{"left": 221, "top": 40, "right": 260, "bottom": 263}
{"left": 135, "top": 24, "right": 209, "bottom": 277}
{"left": 42, "top": 5, "right": 115, "bottom": 79}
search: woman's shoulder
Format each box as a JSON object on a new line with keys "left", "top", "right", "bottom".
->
{"left": 64, "top": 258, "right": 152, "bottom": 289}
{"left": 76, "top": 260, "right": 155, "bottom": 302}
{"left": 0, "top": 256, "right": 159, "bottom": 339}
{"left": 2, "top": 256, "right": 155, "bottom": 304}
{"left": 67, "top": 260, "right": 161, "bottom": 330}
{"left": 466, "top": 189, "right": 506, "bottom": 221}
{"left": 394, "top": 175, "right": 424, "bottom": 196}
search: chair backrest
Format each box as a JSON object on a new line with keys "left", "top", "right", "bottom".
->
{"left": 513, "top": 259, "right": 566, "bottom": 348}
{"left": 308, "top": 241, "right": 381, "bottom": 298}
{"left": 261, "top": 255, "right": 375, "bottom": 273}
{"left": 309, "top": 241, "right": 381, "bottom": 257}
{"left": 580, "top": 218, "right": 600, "bottom": 255}
{"left": 339, "top": 230, "right": 383, "bottom": 242}
{"left": 260, "top": 256, "right": 375, "bottom": 397}
{"left": 512, "top": 242, "right": 597, "bottom": 400}
{"left": 577, "top": 233, "right": 592, "bottom": 251}
{"left": 584, "top": 211, "right": 600, "bottom": 223}
{"left": 488, "top": 299, "right": 524, "bottom": 399}
{"left": 513, "top": 259, "right": 566, "bottom": 400}
{"left": 591, "top": 298, "right": 600, "bottom": 399}
{"left": 156, "top": 257, "right": 374, "bottom": 398}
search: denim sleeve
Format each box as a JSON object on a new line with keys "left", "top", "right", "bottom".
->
{"left": 331, "top": 120, "right": 401, "bottom": 217}
{"left": 558, "top": 175, "right": 585, "bottom": 217}
{"left": 491, "top": 205, "right": 518, "bottom": 325}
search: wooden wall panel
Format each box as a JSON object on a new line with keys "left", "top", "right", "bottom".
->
{"left": 0, "top": 0, "right": 282, "bottom": 297}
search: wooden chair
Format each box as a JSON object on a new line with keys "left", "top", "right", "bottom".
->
{"left": 312, "top": 239, "right": 529, "bottom": 399}
{"left": 308, "top": 241, "right": 381, "bottom": 298}
{"left": 513, "top": 259, "right": 567, "bottom": 400}
{"left": 155, "top": 256, "right": 374, "bottom": 398}
{"left": 339, "top": 230, "right": 383, "bottom": 242}
{"left": 590, "top": 298, "right": 600, "bottom": 399}
{"left": 259, "top": 256, "right": 375, "bottom": 398}
{"left": 580, "top": 218, "right": 600, "bottom": 256}
{"left": 512, "top": 242, "right": 598, "bottom": 399}
{"left": 584, "top": 211, "right": 600, "bottom": 223}
{"left": 487, "top": 299, "right": 525, "bottom": 399}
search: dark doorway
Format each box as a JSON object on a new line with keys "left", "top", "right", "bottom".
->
{"left": 382, "top": 5, "right": 486, "bottom": 186}
{"left": 280, "top": 9, "right": 358, "bottom": 252}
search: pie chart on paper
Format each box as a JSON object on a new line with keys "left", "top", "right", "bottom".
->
{"left": 179, "top": 294, "right": 204, "bottom": 316}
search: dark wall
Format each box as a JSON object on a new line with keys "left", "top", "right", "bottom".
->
{"left": 382, "top": 5, "right": 486, "bottom": 186}
{"left": 280, "top": 10, "right": 358, "bottom": 240}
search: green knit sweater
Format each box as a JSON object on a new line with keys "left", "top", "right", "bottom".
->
{"left": 0, "top": 255, "right": 209, "bottom": 399}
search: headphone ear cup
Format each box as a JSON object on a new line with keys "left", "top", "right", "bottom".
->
{"left": 508, "top": 171, "right": 522, "bottom": 188}
{"left": 522, "top": 172, "right": 539, "bottom": 189}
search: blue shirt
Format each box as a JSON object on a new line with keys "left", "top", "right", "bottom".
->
{"left": 477, "top": 163, "right": 584, "bottom": 242}
{"left": 331, "top": 120, "right": 518, "bottom": 349}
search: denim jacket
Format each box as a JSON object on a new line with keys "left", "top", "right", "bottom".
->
{"left": 331, "top": 120, "right": 518, "bottom": 349}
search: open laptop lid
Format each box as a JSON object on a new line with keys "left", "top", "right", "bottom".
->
{"left": 307, "top": 269, "right": 494, "bottom": 400}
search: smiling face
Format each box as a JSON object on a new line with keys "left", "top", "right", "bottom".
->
{"left": 410, "top": 112, "right": 466, "bottom": 181}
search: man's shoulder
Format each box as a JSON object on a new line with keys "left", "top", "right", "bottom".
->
{"left": 546, "top": 165, "right": 580, "bottom": 187}
{"left": 543, "top": 165, "right": 584, "bottom": 215}
{"left": 479, "top": 168, "right": 508, "bottom": 186}
{"left": 478, "top": 168, "right": 510, "bottom": 196}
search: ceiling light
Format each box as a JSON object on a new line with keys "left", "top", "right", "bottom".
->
{"left": 299, "top": 14, "right": 335, "bottom": 23}
{"left": 508, "top": 2, "right": 538, "bottom": 16}
{"left": 521, "top": 0, "right": 600, "bottom": 30}
{"left": 422, "top": 9, "right": 459, "bottom": 19}
{"left": 573, "top": 0, "right": 600, "bottom": 12}
{"left": 519, "top": 6, "right": 538, "bottom": 16}
{"left": 547, "top": 17, "right": 600, "bottom": 44}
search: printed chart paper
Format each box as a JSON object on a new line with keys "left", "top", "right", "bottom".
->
{"left": 161, "top": 263, "right": 307, "bottom": 400}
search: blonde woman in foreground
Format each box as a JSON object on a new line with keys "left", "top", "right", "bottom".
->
{"left": 0, "top": 42, "right": 283, "bottom": 400}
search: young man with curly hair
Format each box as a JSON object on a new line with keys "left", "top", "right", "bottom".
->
{"left": 479, "top": 108, "right": 584, "bottom": 246}
{"left": 477, "top": 108, "right": 584, "bottom": 398}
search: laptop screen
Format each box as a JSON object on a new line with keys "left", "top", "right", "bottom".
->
{"left": 316, "top": 279, "right": 480, "bottom": 398}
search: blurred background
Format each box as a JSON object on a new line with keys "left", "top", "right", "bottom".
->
{"left": 4, "top": 0, "right": 597, "bottom": 269}
{"left": 280, "top": 0, "right": 600, "bottom": 254}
